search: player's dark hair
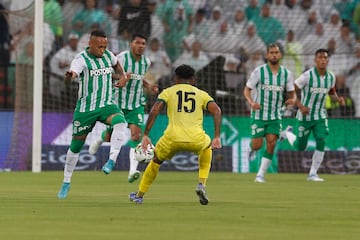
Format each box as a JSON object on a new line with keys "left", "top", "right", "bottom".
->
{"left": 90, "top": 30, "right": 107, "bottom": 38}
{"left": 266, "top": 42, "right": 280, "bottom": 52}
{"left": 175, "top": 64, "right": 195, "bottom": 79}
{"left": 132, "top": 33, "right": 148, "bottom": 42}
{"left": 315, "top": 48, "right": 328, "bottom": 56}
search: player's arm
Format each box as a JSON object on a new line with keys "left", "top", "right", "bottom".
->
{"left": 243, "top": 86, "right": 261, "bottom": 110}
{"left": 64, "top": 70, "right": 77, "bottom": 84}
{"left": 113, "top": 62, "right": 131, "bottom": 87}
{"left": 141, "top": 100, "right": 165, "bottom": 149}
{"left": 285, "top": 90, "right": 296, "bottom": 106}
{"left": 293, "top": 84, "right": 310, "bottom": 115}
{"left": 143, "top": 78, "right": 159, "bottom": 95}
{"left": 207, "top": 101, "right": 222, "bottom": 150}
{"left": 328, "top": 87, "right": 345, "bottom": 106}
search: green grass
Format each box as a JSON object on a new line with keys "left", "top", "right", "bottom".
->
{"left": 0, "top": 171, "right": 359, "bottom": 240}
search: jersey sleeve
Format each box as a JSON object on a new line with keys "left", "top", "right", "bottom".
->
{"left": 294, "top": 71, "right": 308, "bottom": 89}
{"left": 69, "top": 53, "right": 85, "bottom": 76}
{"left": 286, "top": 70, "right": 295, "bottom": 92}
{"left": 109, "top": 51, "right": 118, "bottom": 66}
{"left": 200, "top": 90, "right": 214, "bottom": 110}
{"left": 157, "top": 88, "right": 169, "bottom": 103}
{"left": 116, "top": 51, "right": 126, "bottom": 66}
{"left": 246, "top": 68, "right": 259, "bottom": 89}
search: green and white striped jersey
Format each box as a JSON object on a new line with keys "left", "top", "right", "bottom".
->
{"left": 246, "top": 64, "right": 294, "bottom": 121}
{"left": 114, "top": 50, "right": 151, "bottom": 110}
{"left": 295, "top": 67, "right": 335, "bottom": 121}
{"left": 70, "top": 48, "right": 117, "bottom": 113}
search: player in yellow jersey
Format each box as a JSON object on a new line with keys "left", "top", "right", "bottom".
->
{"left": 129, "top": 64, "right": 222, "bottom": 205}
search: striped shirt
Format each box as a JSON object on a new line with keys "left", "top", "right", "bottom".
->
{"left": 114, "top": 50, "right": 151, "bottom": 110}
{"left": 70, "top": 48, "right": 117, "bottom": 113}
{"left": 295, "top": 67, "right": 335, "bottom": 121}
{"left": 246, "top": 64, "right": 294, "bottom": 120}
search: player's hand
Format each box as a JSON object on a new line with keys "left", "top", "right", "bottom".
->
{"left": 141, "top": 135, "right": 152, "bottom": 151}
{"left": 299, "top": 105, "right": 310, "bottom": 115}
{"left": 250, "top": 102, "right": 261, "bottom": 110}
{"left": 211, "top": 137, "right": 222, "bottom": 150}
{"left": 150, "top": 84, "right": 159, "bottom": 95}
{"left": 285, "top": 98, "right": 296, "bottom": 106}
{"left": 338, "top": 96, "right": 345, "bottom": 106}
{"left": 64, "top": 70, "right": 75, "bottom": 84}
{"left": 114, "top": 72, "right": 131, "bottom": 88}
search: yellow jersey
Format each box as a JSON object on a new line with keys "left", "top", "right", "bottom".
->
{"left": 158, "top": 84, "right": 214, "bottom": 142}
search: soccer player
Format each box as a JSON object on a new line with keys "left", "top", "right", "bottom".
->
{"left": 57, "top": 30, "right": 131, "bottom": 199}
{"left": 243, "top": 43, "right": 296, "bottom": 183}
{"left": 281, "top": 48, "right": 345, "bottom": 181}
{"left": 89, "top": 33, "right": 157, "bottom": 182}
{"left": 129, "top": 64, "right": 222, "bottom": 205}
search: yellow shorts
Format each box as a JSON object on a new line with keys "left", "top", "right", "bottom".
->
{"left": 155, "top": 134, "right": 211, "bottom": 161}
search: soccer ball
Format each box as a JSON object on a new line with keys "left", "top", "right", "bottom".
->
{"left": 134, "top": 143, "right": 155, "bottom": 163}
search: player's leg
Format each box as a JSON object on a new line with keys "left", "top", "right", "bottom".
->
{"left": 248, "top": 119, "right": 265, "bottom": 161}
{"left": 196, "top": 135, "right": 212, "bottom": 205}
{"left": 58, "top": 110, "right": 95, "bottom": 199}
{"left": 127, "top": 124, "right": 142, "bottom": 183}
{"left": 307, "top": 119, "right": 328, "bottom": 181}
{"left": 255, "top": 120, "right": 279, "bottom": 183}
{"left": 101, "top": 106, "right": 128, "bottom": 174}
{"left": 125, "top": 107, "right": 145, "bottom": 183}
{"left": 129, "top": 135, "right": 173, "bottom": 204}
{"left": 88, "top": 127, "right": 111, "bottom": 155}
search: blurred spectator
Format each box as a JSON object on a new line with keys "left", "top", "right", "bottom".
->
{"left": 49, "top": 32, "right": 79, "bottom": 98}
{"left": 118, "top": 0, "right": 151, "bottom": 39}
{"left": 145, "top": 37, "right": 172, "bottom": 84}
{"left": 244, "top": 49, "right": 264, "bottom": 80}
{"left": 236, "top": 21, "right": 266, "bottom": 57}
{"left": 345, "top": 44, "right": 360, "bottom": 89}
{"left": 208, "top": 5, "right": 223, "bottom": 35}
{"left": 173, "top": 41, "right": 209, "bottom": 71}
{"left": 201, "top": 20, "right": 238, "bottom": 55}
{"left": 44, "top": 0, "right": 64, "bottom": 48}
{"left": 323, "top": 9, "right": 341, "bottom": 40}
{"left": 245, "top": 0, "right": 261, "bottom": 20}
{"left": 72, "top": 0, "right": 111, "bottom": 37}
{"left": 161, "top": 0, "right": 193, "bottom": 62}
{"left": 62, "top": 0, "right": 83, "bottom": 41}
{"left": 296, "top": 7, "right": 321, "bottom": 41}
{"left": 302, "top": 22, "right": 328, "bottom": 55}
{"left": 334, "top": 22, "right": 357, "bottom": 54}
{"left": 108, "top": 4, "right": 121, "bottom": 38}
{"left": 252, "top": 3, "right": 286, "bottom": 45}
{"left": 231, "top": 7, "right": 248, "bottom": 35}
{"left": 282, "top": 29, "right": 303, "bottom": 78}
{"left": 192, "top": 8, "right": 210, "bottom": 43}
{"left": 148, "top": 0, "right": 165, "bottom": 47}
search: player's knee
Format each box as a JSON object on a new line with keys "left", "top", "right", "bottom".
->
{"left": 69, "top": 138, "right": 85, "bottom": 153}
{"left": 111, "top": 114, "right": 125, "bottom": 126}
{"left": 316, "top": 138, "right": 325, "bottom": 151}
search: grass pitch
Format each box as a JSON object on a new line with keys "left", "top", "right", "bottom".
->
{"left": 1, "top": 171, "right": 359, "bottom": 240}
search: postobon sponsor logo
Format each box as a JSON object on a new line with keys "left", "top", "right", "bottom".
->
{"left": 131, "top": 73, "right": 144, "bottom": 81}
{"left": 262, "top": 84, "right": 284, "bottom": 92}
{"left": 310, "top": 87, "right": 328, "bottom": 94}
{"left": 90, "top": 67, "right": 113, "bottom": 77}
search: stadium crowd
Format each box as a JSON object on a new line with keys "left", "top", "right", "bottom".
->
{"left": 0, "top": 0, "right": 359, "bottom": 117}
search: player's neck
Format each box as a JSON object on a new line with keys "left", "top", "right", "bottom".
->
{"left": 316, "top": 67, "right": 327, "bottom": 76}
{"left": 268, "top": 63, "right": 280, "bottom": 73}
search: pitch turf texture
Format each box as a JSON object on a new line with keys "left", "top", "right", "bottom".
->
{"left": 1, "top": 172, "right": 359, "bottom": 240}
